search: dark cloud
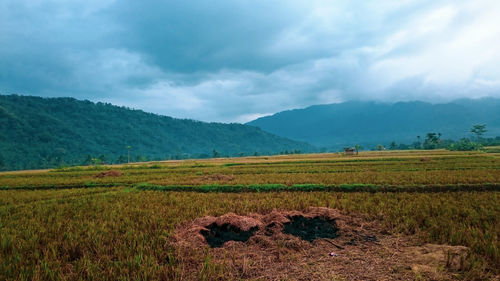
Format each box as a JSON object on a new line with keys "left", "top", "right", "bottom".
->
{"left": 108, "top": 0, "right": 316, "bottom": 73}
{"left": 1, "top": 0, "right": 499, "bottom": 122}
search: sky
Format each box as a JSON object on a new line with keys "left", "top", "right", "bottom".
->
{"left": 1, "top": 0, "right": 500, "bottom": 123}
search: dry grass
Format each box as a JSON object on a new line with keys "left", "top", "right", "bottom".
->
{"left": 0, "top": 150, "right": 498, "bottom": 189}
{"left": 0, "top": 190, "right": 499, "bottom": 280}
{"left": 0, "top": 150, "right": 499, "bottom": 280}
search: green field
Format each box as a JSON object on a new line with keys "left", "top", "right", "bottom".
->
{"left": 1, "top": 150, "right": 499, "bottom": 280}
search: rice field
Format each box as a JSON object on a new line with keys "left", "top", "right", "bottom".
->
{"left": 0, "top": 150, "right": 499, "bottom": 280}
{"left": 0, "top": 150, "right": 498, "bottom": 190}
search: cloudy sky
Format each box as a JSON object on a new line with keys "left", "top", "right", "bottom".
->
{"left": 1, "top": 0, "right": 500, "bottom": 123}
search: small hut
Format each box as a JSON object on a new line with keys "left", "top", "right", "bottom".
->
{"left": 344, "top": 147, "right": 355, "bottom": 155}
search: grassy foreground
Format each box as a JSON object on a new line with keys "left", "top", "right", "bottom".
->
{"left": 0, "top": 150, "right": 499, "bottom": 280}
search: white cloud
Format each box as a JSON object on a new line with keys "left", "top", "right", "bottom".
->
{"left": 364, "top": 1, "right": 500, "bottom": 98}
{"left": 1, "top": 0, "right": 500, "bottom": 122}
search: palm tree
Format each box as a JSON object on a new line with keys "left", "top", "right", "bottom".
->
{"left": 127, "top": 146, "right": 131, "bottom": 163}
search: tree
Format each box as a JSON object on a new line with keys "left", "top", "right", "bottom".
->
{"left": 415, "top": 136, "right": 421, "bottom": 149}
{"left": 0, "top": 153, "right": 4, "bottom": 171}
{"left": 127, "top": 146, "right": 131, "bottom": 163}
{"left": 135, "top": 155, "right": 147, "bottom": 162}
{"left": 117, "top": 155, "right": 127, "bottom": 164}
{"left": 82, "top": 154, "right": 92, "bottom": 165}
{"left": 423, "top": 132, "right": 441, "bottom": 149}
{"left": 98, "top": 154, "right": 107, "bottom": 164}
{"left": 471, "top": 124, "right": 487, "bottom": 141}
{"left": 449, "top": 138, "right": 482, "bottom": 151}
{"left": 389, "top": 141, "right": 397, "bottom": 150}
{"left": 376, "top": 144, "right": 385, "bottom": 151}
{"left": 212, "top": 149, "right": 220, "bottom": 158}
{"left": 354, "top": 144, "right": 362, "bottom": 155}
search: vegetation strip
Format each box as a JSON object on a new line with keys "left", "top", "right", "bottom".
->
{"left": 0, "top": 183, "right": 120, "bottom": 190}
{"left": 3, "top": 182, "right": 499, "bottom": 193}
{"left": 135, "top": 183, "right": 500, "bottom": 193}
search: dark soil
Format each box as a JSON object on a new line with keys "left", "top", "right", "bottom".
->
{"left": 283, "top": 215, "right": 338, "bottom": 242}
{"left": 201, "top": 223, "right": 258, "bottom": 248}
{"left": 172, "top": 207, "right": 470, "bottom": 280}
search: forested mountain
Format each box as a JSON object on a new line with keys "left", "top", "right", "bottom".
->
{"left": 247, "top": 98, "right": 500, "bottom": 149}
{"left": 0, "top": 94, "right": 314, "bottom": 171}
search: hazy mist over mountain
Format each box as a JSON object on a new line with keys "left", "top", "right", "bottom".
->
{"left": 247, "top": 98, "right": 500, "bottom": 149}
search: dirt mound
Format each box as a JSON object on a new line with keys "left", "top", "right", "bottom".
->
{"left": 420, "top": 157, "right": 432, "bottom": 162}
{"left": 198, "top": 214, "right": 261, "bottom": 248}
{"left": 171, "top": 207, "right": 469, "bottom": 280}
{"left": 197, "top": 173, "right": 235, "bottom": 183}
{"left": 196, "top": 211, "right": 339, "bottom": 247}
{"left": 93, "top": 170, "right": 122, "bottom": 178}
{"left": 283, "top": 215, "right": 338, "bottom": 242}
{"left": 406, "top": 244, "right": 468, "bottom": 276}
{"left": 201, "top": 223, "right": 258, "bottom": 248}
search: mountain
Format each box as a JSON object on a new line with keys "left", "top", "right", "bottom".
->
{"left": 0, "top": 94, "right": 314, "bottom": 171}
{"left": 247, "top": 98, "right": 500, "bottom": 149}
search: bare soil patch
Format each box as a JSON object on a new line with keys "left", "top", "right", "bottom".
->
{"left": 93, "top": 170, "right": 122, "bottom": 178}
{"left": 171, "top": 207, "right": 469, "bottom": 280}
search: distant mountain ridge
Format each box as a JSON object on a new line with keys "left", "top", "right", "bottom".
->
{"left": 247, "top": 98, "right": 500, "bottom": 149}
{"left": 0, "top": 94, "right": 314, "bottom": 171}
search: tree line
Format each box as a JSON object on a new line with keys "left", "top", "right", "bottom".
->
{"left": 371, "top": 124, "right": 499, "bottom": 151}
